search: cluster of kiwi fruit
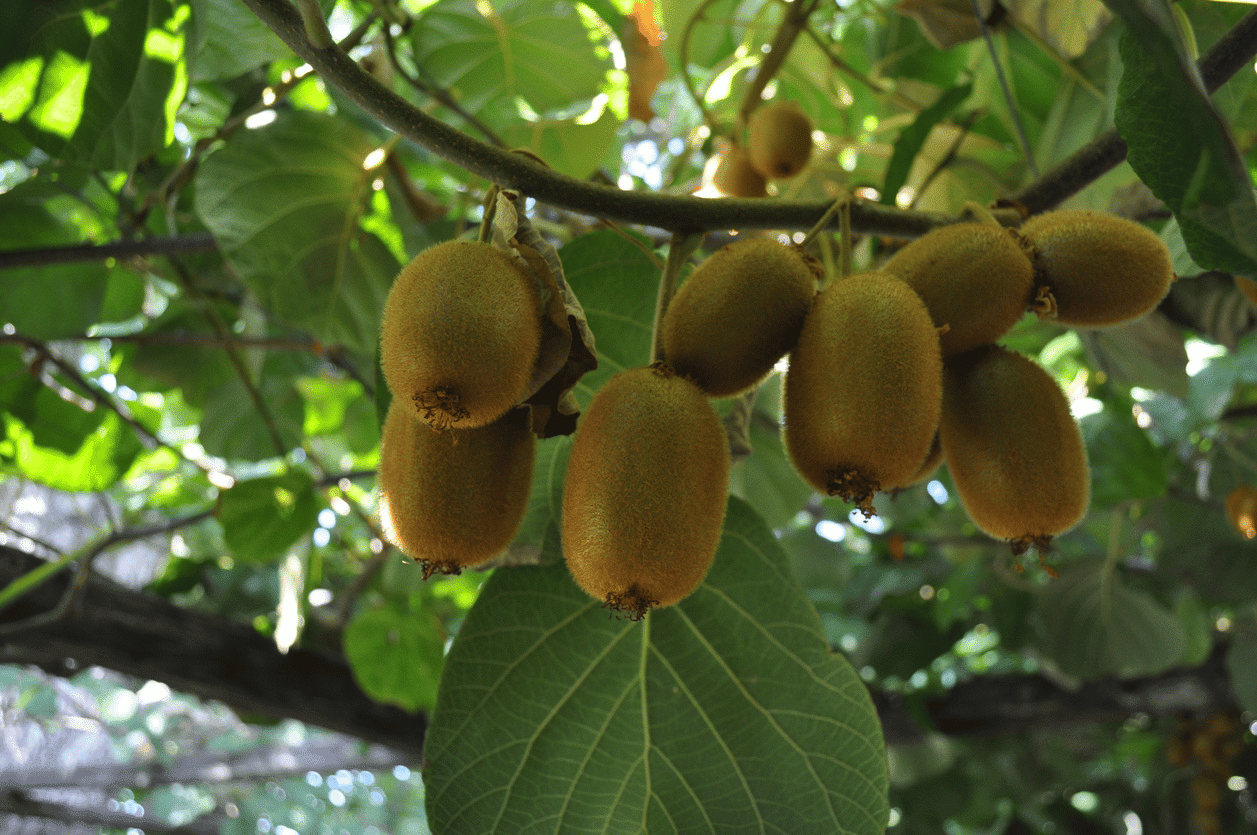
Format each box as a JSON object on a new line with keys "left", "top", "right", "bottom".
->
{"left": 708, "top": 101, "right": 814, "bottom": 198}
{"left": 780, "top": 208, "right": 1174, "bottom": 554}
{"left": 563, "top": 236, "right": 822, "bottom": 618}
{"left": 377, "top": 239, "right": 543, "bottom": 578}
{"left": 377, "top": 205, "right": 1173, "bottom": 607}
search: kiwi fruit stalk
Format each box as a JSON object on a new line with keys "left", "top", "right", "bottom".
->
{"left": 747, "top": 101, "right": 813, "bottom": 180}
{"left": 562, "top": 363, "right": 730, "bottom": 620}
{"left": 380, "top": 239, "right": 543, "bottom": 430}
{"left": 1021, "top": 209, "right": 1175, "bottom": 327}
{"left": 783, "top": 271, "right": 943, "bottom": 515}
{"left": 661, "top": 237, "right": 819, "bottom": 397}
{"left": 378, "top": 400, "right": 536, "bottom": 578}
{"left": 940, "top": 345, "right": 1090, "bottom": 552}
{"left": 881, "top": 222, "right": 1035, "bottom": 357}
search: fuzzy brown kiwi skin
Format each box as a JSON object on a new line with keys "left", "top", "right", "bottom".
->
{"left": 747, "top": 101, "right": 814, "bottom": 180}
{"left": 562, "top": 363, "right": 730, "bottom": 620}
{"left": 1020, "top": 209, "right": 1175, "bottom": 327}
{"left": 661, "top": 238, "right": 819, "bottom": 397}
{"left": 712, "top": 144, "right": 769, "bottom": 198}
{"left": 882, "top": 222, "right": 1035, "bottom": 357}
{"left": 940, "top": 345, "right": 1090, "bottom": 553}
{"left": 783, "top": 271, "right": 943, "bottom": 516}
{"left": 378, "top": 400, "right": 536, "bottom": 578}
{"left": 379, "top": 240, "right": 542, "bottom": 430}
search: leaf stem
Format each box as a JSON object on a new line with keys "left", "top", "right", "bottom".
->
{"left": 652, "top": 233, "right": 703, "bottom": 364}
{"left": 737, "top": 0, "right": 820, "bottom": 124}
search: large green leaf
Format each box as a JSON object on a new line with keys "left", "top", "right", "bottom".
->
{"left": 4, "top": 0, "right": 184, "bottom": 172}
{"left": 881, "top": 83, "right": 971, "bottom": 206}
{"left": 1108, "top": 0, "right": 1257, "bottom": 278}
{"left": 199, "top": 363, "right": 306, "bottom": 461}
{"left": 1080, "top": 394, "right": 1168, "bottom": 509}
{"left": 218, "top": 469, "right": 320, "bottom": 564}
{"left": 194, "top": 110, "right": 399, "bottom": 355}
{"left": 411, "top": 0, "right": 611, "bottom": 118}
{"left": 1033, "top": 561, "right": 1186, "bottom": 680}
{"left": 424, "top": 497, "right": 889, "bottom": 835}
{"left": 187, "top": 0, "right": 291, "bottom": 82}
{"left": 5, "top": 409, "right": 143, "bottom": 492}
{"left": 0, "top": 184, "right": 110, "bottom": 338}
{"left": 558, "top": 230, "right": 659, "bottom": 405}
{"left": 343, "top": 601, "right": 445, "bottom": 713}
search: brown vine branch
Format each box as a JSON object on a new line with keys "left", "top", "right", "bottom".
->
{"left": 0, "top": 233, "right": 217, "bottom": 270}
{"left": 239, "top": 0, "right": 1001, "bottom": 238}
{"left": 0, "top": 545, "right": 1239, "bottom": 753}
{"left": 244, "top": 0, "right": 1257, "bottom": 233}
{"left": 1010, "top": 6, "right": 1257, "bottom": 215}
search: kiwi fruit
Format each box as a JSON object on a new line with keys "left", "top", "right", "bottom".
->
{"left": 661, "top": 237, "right": 818, "bottom": 396}
{"left": 747, "top": 101, "right": 813, "bottom": 180}
{"left": 1021, "top": 209, "right": 1175, "bottom": 327}
{"left": 904, "top": 433, "right": 943, "bottom": 487}
{"left": 940, "top": 345, "right": 1090, "bottom": 552}
{"left": 882, "top": 222, "right": 1035, "bottom": 357}
{"left": 379, "top": 239, "right": 543, "bottom": 430}
{"left": 1225, "top": 485, "right": 1257, "bottom": 539}
{"left": 562, "top": 363, "right": 730, "bottom": 619}
{"left": 1234, "top": 275, "right": 1257, "bottom": 309}
{"left": 378, "top": 399, "right": 536, "bottom": 578}
{"left": 711, "top": 144, "right": 769, "bottom": 198}
{"left": 783, "top": 271, "right": 943, "bottom": 515}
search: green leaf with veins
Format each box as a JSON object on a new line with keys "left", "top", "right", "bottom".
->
{"left": 194, "top": 110, "right": 399, "bottom": 355}
{"left": 424, "top": 497, "right": 889, "bottom": 835}
{"left": 1107, "top": 0, "right": 1257, "bottom": 278}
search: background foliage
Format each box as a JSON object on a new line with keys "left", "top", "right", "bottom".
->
{"left": 2, "top": 0, "right": 1257, "bottom": 833}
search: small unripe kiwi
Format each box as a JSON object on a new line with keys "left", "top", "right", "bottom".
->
{"left": 783, "top": 271, "right": 943, "bottom": 515}
{"left": 882, "top": 222, "right": 1035, "bottom": 357}
{"left": 1225, "top": 485, "right": 1257, "bottom": 539}
{"left": 661, "top": 237, "right": 818, "bottom": 396}
{"left": 940, "top": 345, "right": 1090, "bottom": 552}
{"left": 562, "top": 363, "right": 730, "bottom": 619}
{"left": 379, "top": 240, "right": 542, "bottom": 430}
{"left": 747, "top": 101, "right": 813, "bottom": 180}
{"left": 711, "top": 144, "right": 769, "bottom": 198}
{"left": 378, "top": 400, "right": 536, "bottom": 578}
{"left": 1022, "top": 209, "right": 1175, "bottom": 327}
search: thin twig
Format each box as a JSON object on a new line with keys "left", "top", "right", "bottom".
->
{"left": 678, "top": 0, "right": 725, "bottom": 131}
{"left": 652, "top": 233, "right": 705, "bottom": 364}
{"left": 802, "top": 25, "right": 922, "bottom": 112}
{"left": 970, "top": 0, "right": 1038, "bottom": 178}
{"left": 0, "top": 234, "right": 217, "bottom": 270}
{"left": 380, "top": 23, "right": 506, "bottom": 147}
{"left": 0, "top": 509, "right": 215, "bottom": 630}
{"left": 738, "top": 0, "right": 820, "bottom": 123}
{"left": 7, "top": 334, "right": 175, "bottom": 457}
{"left": 166, "top": 258, "right": 291, "bottom": 459}
{"left": 1011, "top": 6, "right": 1257, "bottom": 214}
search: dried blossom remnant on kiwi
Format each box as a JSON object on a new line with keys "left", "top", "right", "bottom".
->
{"left": 1031, "top": 284, "right": 1058, "bottom": 319}
{"left": 418, "top": 558, "right": 463, "bottom": 581}
{"left": 604, "top": 585, "right": 660, "bottom": 621}
{"left": 826, "top": 468, "right": 880, "bottom": 518}
{"left": 413, "top": 386, "right": 470, "bottom": 429}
